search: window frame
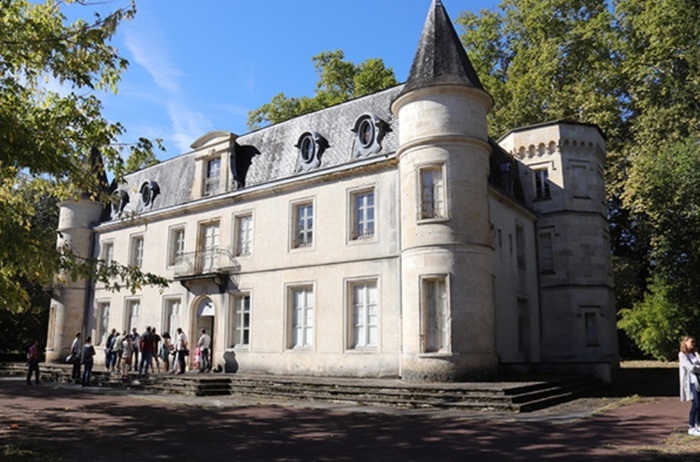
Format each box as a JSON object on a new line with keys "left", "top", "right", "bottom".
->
{"left": 582, "top": 307, "right": 601, "bottom": 347}
{"left": 231, "top": 292, "right": 252, "bottom": 348}
{"left": 349, "top": 187, "right": 376, "bottom": 242}
{"left": 101, "top": 240, "right": 114, "bottom": 267}
{"left": 162, "top": 297, "right": 181, "bottom": 338}
{"left": 287, "top": 284, "right": 315, "bottom": 350}
{"left": 129, "top": 234, "right": 144, "bottom": 268}
{"left": 94, "top": 300, "right": 110, "bottom": 346}
{"left": 418, "top": 164, "right": 447, "bottom": 221}
{"left": 347, "top": 279, "right": 379, "bottom": 351}
{"left": 420, "top": 275, "right": 450, "bottom": 354}
{"left": 234, "top": 212, "right": 254, "bottom": 257}
{"left": 198, "top": 219, "right": 221, "bottom": 273}
{"left": 124, "top": 298, "right": 141, "bottom": 332}
{"left": 204, "top": 157, "right": 222, "bottom": 196}
{"left": 534, "top": 167, "right": 551, "bottom": 199}
{"left": 291, "top": 199, "right": 315, "bottom": 250}
{"left": 167, "top": 226, "right": 186, "bottom": 267}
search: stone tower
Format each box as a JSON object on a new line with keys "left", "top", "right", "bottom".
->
{"left": 45, "top": 151, "right": 105, "bottom": 363}
{"left": 499, "top": 122, "right": 618, "bottom": 380}
{"left": 392, "top": 0, "right": 497, "bottom": 381}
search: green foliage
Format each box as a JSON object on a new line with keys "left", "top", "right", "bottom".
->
{"left": 456, "top": 0, "right": 621, "bottom": 140}
{"left": 247, "top": 50, "right": 397, "bottom": 130}
{"left": 618, "top": 279, "right": 682, "bottom": 360}
{"left": 0, "top": 1, "right": 168, "bottom": 321}
{"left": 122, "top": 138, "right": 163, "bottom": 173}
{"left": 616, "top": 139, "right": 700, "bottom": 358}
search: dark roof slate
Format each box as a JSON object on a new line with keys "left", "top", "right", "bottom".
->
{"left": 106, "top": 86, "right": 403, "bottom": 219}
{"left": 399, "top": 0, "right": 485, "bottom": 97}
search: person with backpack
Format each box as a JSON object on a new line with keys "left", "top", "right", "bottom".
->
{"left": 26, "top": 340, "right": 40, "bottom": 386}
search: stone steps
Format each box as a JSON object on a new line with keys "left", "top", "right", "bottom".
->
{"left": 0, "top": 363, "right": 604, "bottom": 412}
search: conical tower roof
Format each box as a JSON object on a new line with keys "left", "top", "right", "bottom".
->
{"left": 399, "top": 0, "right": 485, "bottom": 97}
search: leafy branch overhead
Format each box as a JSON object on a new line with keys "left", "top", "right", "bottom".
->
{"left": 0, "top": 0, "right": 168, "bottom": 316}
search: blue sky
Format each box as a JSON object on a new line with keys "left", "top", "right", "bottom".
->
{"left": 90, "top": 1, "right": 499, "bottom": 159}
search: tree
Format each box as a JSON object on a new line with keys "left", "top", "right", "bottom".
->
{"left": 458, "top": 0, "right": 700, "bottom": 357}
{"left": 247, "top": 50, "right": 397, "bottom": 130}
{"left": 0, "top": 0, "right": 168, "bottom": 324}
{"left": 618, "top": 139, "right": 700, "bottom": 358}
{"left": 456, "top": 0, "right": 622, "bottom": 141}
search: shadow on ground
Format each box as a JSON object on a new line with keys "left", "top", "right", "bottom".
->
{"left": 0, "top": 375, "right": 693, "bottom": 462}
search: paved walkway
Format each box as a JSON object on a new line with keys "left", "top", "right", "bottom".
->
{"left": 1, "top": 376, "right": 698, "bottom": 461}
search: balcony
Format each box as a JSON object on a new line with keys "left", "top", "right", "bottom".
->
{"left": 173, "top": 249, "right": 240, "bottom": 292}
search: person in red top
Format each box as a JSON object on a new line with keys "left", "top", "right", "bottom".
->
{"left": 26, "top": 340, "right": 40, "bottom": 385}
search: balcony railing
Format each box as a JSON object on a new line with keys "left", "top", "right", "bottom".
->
{"left": 173, "top": 249, "right": 240, "bottom": 279}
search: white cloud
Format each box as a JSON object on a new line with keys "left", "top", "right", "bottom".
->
{"left": 121, "top": 20, "right": 216, "bottom": 155}
{"left": 167, "top": 103, "right": 213, "bottom": 153}
{"left": 124, "top": 27, "right": 184, "bottom": 95}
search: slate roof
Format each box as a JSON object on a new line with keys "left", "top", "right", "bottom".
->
{"left": 105, "top": 86, "right": 403, "bottom": 220}
{"left": 398, "top": 0, "right": 486, "bottom": 98}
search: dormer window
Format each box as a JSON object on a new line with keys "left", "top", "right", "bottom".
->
{"left": 140, "top": 181, "right": 160, "bottom": 210}
{"left": 205, "top": 157, "right": 221, "bottom": 196}
{"left": 190, "top": 131, "right": 237, "bottom": 200}
{"left": 295, "top": 132, "right": 326, "bottom": 173}
{"left": 351, "top": 114, "right": 387, "bottom": 159}
{"left": 110, "top": 190, "right": 129, "bottom": 219}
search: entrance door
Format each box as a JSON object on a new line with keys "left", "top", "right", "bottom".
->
{"left": 196, "top": 298, "right": 215, "bottom": 368}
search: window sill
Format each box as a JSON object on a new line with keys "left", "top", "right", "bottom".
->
{"left": 417, "top": 217, "right": 450, "bottom": 225}
{"left": 345, "top": 347, "right": 378, "bottom": 354}
{"left": 418, "top": 351, "right": 452, "bottom": 358}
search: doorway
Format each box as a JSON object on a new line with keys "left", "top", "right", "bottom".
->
{"left": 196, "top": 297, "right": 215, "bottom": 369}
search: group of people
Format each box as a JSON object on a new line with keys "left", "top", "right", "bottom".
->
{"left": 64, "top": 326, "right": 214, "bottom": 381}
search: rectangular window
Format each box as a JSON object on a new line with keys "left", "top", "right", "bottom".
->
{"left": 168, "top": 227, "right": 186, "bottom": 266}
{"left": 516, "top": 225, "right": 526, "bottom": 269}
{"left": 204, "top": 157, "right": 221, "bottom": 196}
{"left": 293, "top": 203, "right": 313, "bottom": 248}
{"left": 163, "top": 298, "right": 181, "bottom": 338}
{"left": 290, "top": 287, "right": 314, "bottom": 348}
{"left": 350, "top": 281, "right": 378, "bottom": 349}
{"left": 423, "top": 278, "right": 448, "bottom": 353}
{"left": 102, "top": 242, "right": 114, "bottom": 266}
{"left": 126, "top": 299, "right": 140, "bottom": 331}
{"left": 96, "top": 302, "right": 110, "bottom": 345}
{"left": 420, "top": 167, "right": 445, "bottom": 219}
{"left": 534, "top": 168, "right": 551, "bottom": 199}
{"left": 584, "top": 311, "right": 599, "bottom": 346}
{"left": 130, "top": 235, "right": 144, "bottom": 268}
{"left": 352, "top": 190, "right": 375, "bottom": 240}
{"left": 539, "top": 232, "right": 554, "bottom": 273}
{"left": 233, "top": 294, "right": 251, "bottom": 346}
{"left": 199, "top": 222, "right": 220, "bottom": 272}
{"left": 235, "top": 214, "right": 253, "bottom": 256}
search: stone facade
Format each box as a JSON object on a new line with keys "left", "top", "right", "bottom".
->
{"left": 46, "top": 0, "right": 618, "bottom": 381}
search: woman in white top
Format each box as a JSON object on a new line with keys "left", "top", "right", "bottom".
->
{"left": 679, "top": 335, "right": 700, "bottom": 436}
